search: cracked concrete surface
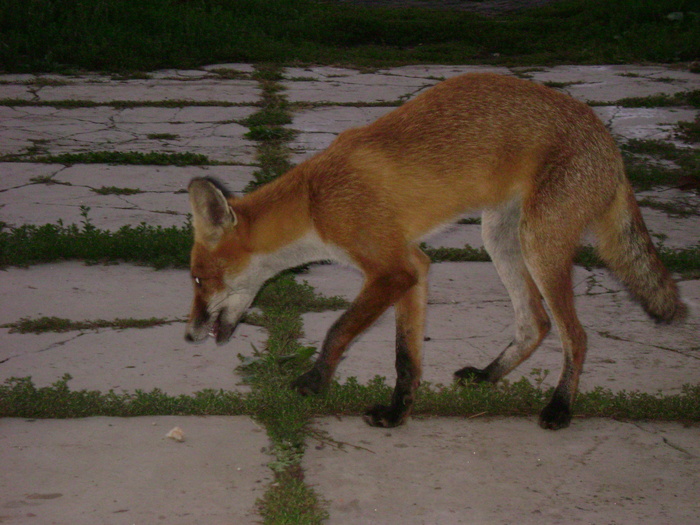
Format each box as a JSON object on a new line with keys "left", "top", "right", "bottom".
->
{"left": 304, "top": 418, "right": 700, "bottom": 525}
{"left": 0, "top": 105, "right": 257, "bottom": 162}
{"left": 0, "top": 63, "right": 699, "bottom": 524}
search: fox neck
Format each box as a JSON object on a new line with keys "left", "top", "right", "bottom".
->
{"left": 234, "top": 168, "right": 341, "bottom": 276}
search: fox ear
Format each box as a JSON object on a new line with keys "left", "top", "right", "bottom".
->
{"left": 188, "top": 178, "right": 237, "bottom": 241}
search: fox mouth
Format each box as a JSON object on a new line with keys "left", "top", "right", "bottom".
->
{"left": 208, "top": 316, "right": 221, "bottom": 339}
{"left": 185, "top": 309, "right": 235, "bottom": 345}
{"left": 208, "top": 309, "right": 236, "bottom": 345}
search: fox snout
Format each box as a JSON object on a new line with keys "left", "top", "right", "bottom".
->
{"left": 184, "top": 307, "right": 237, "bottom": 346}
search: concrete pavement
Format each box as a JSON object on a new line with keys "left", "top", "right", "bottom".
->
{"left": 1, "top": 64, "right": 699, "bottom": 524}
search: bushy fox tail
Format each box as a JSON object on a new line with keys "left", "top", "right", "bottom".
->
{"left": 594, "top": 183, "right": 687, "bottom": 323}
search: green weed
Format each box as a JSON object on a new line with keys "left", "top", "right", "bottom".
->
{"left": 637, "top": 197, "right": 699, "bottom": 218}
{"left": 92, "top": 186, "right": 143, "bottom": 195}
{"left": 245, "top": 126, "right": 296, "bottom": 142}
{"left": 244, "top": 64, "right": 296, "bottom": 192}
{"left": 0, "top": 375, "right": 249, "bottom": 418}
{"left": 622, "top": 139, "right": 699, "bottom": 190}
{"left": 0, "top": 99, "right": 250, "bottom": 109}
{"left": 677, "top": 115, "right": 700, "bottom": 143}
{"left": 1, "top": 316, "right": 175, "bottom": 334}
{"left": 2, "top": 217, "right": 699, "bottom": 274}
{"left": 146, "top": 133, "right": 180, "bottom": 140}
{"left": 610, "top": 90, "right": 700, "bottom": 109}
{"left": 0, "top": 212, "right": 193, "bottom": 269}
{"left": 257, "top": 467, "right": 329, "bottom": 525}
{"left": 421, "top": 243, "right": 491, "bottom": 263}
{"left": 26, "top": 151, "right": 211, "bottom": 166}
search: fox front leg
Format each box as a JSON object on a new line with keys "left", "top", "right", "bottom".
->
{"left": 363, "top": 247, "right": 429, "bottom": 428}
{"left": 292, "top": 267, "right": 421, "bottom": 419}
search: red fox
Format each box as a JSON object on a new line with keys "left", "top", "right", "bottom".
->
{"left": 185, "top": 73, "right": 685, "bottom": 430}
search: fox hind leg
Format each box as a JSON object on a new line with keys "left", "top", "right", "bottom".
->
{"left": 519, "top": 212, "right": 589, "bottom": 430}
{"left": 455, "top": 200, "right": 551, "bottom": 385}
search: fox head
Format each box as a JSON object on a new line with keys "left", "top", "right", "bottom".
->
{"left": 184, "top": 177, "right": 263, "bottom": 345}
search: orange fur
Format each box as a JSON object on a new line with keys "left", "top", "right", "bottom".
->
{"left": 185, "top": 73, "right": 684, "bottom": 430}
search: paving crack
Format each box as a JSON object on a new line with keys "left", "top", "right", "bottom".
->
{"left": 0, "top": 332, "right": 85, "bottom": 365}
{"left": 632, "top": 422, "right": 697, "bottom": 458}
{"left": 595, "top": 330, "right": 700, "bottom": 360}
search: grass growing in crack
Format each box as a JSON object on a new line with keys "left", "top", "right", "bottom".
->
{"left": 241, "top": 274, "right": 344, "bottom": 524}
{"left": 0, "top": 375, "right": 249, "bottom": 418}
{"left": 245, "top": 126, "right": 296, "bottom": 142}
{"left": 0, "top": 99, "right": 252, "bottom": 109}
{"left": 24, "top": 151, "right": 212, "bottom": 166}
{"left": 246, "top": 142, "right": 295, "bottom": 192}
{"left": 0, "top": 208, "right": 193, "bottom": 269}
{"left": 92, "top": 186, "right": 143, "bottom": 195}
{"left": 257, "top": 467, "right": 329, "bottom": 525}
{"left": 3, "top": 215, "right": 700, "bottom": 275}
{"left": 609, "top": 89, "right": 700, "bottom": 109}
{"left": 3, "top": 374, "right": 700, "bottom": 423}
{"left": 242, "top": 108, "right": 292, "bottom": 128}
{"left": 244, "top": 64, "right": 296, "bottom": 193}
{"left": 421, "top": 243, "right": 491, "bottom": 263}
{"left": 677, "top": 115, "right": 700, "bottom": 143}
{"left": 621, "top": 139, "right": 699, "bottom": 191}
{"left": 637, "top": 197, "right": 699, "bottom": 219}
{"left": 146, "top": 133, "right": 180, "bottom": 141}
{"left": 1, "top": 316, "right": 176, "bottom": 334}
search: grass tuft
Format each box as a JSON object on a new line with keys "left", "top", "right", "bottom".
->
{"left": 1, "top": 316, "right": 175, "bottom": 334}
{"left": 92, "top": 186, "right": 143, "bottom": 195}
{"left": 26, "top": 151, "right": 211, "bottom": 166}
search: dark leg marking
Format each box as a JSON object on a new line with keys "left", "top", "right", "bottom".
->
{"left": 364, "top": 330, "right": 418, "bottom": 428}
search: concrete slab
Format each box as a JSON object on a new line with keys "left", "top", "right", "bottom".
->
{"left": 0, "top": 263, "right": 265, "bottom": 393}
{"left": 0, "top": 416, "right": 271, "bottom": 525}
{"left": 0, "top": 164, "right": 256, "bottom": 229}
{"left": 32, "top": 79, "right": 260, "bottom": 104}
{"left": 0, "top": 163, "right": 65, "bottom": 191}
{"left": 304, "top": 417, "right": 700, "bottom": 525}
{"left": 0, "top": 322, "right": 263, "bottom": 394}
{"left": 288, "top": 106, "right": 395, "bottom": 161}
{"left": 0, "top": 105, "right": 257, "bottom": 163}
{"left": 594, "top": 106, "right": 698, "bottom": 144}
{"left": 283, "top": 67, "right": 436, "bottom": 103}
{"left": 0, "top": 263, "right": 189, "bottom": 325}
{"left": 57, "top": 164, "right": 256, "bottom": 193}
{"left": 523, "top": 65, "right": 700, "bottom": 103}
{"left": 379, "top": 65, "right": 513, "bottom": 79}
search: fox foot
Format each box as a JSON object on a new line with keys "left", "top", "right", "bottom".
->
{"left": 538, "top": 397, "right": 572, "bottom": 430}
{"left": 291, "top": 367, "right": 327, "bottom": 396}
{"left": 363, "top": 403, "right": 410, "bottom": 428}
{"left": 454, "top": 366, "right": 491, "bottom": 384}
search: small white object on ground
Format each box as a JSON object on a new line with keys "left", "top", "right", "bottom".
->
{"left": 166, "top": 426, "right": 185, "bottom": 442}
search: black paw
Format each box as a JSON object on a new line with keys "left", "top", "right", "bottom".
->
{"left": 538, "top": 398, "right": 572, "bottom": 430}
{"left": 454, "top": 366, "right": 490, "bottom": 384}
{"left": 362, "top": 404, "right": 408, "bottom": 428}
{"left": 291, "top": 368, "right": 325, "bottom": 396}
